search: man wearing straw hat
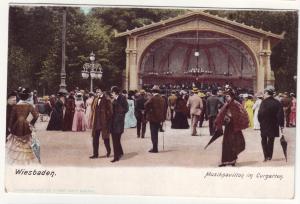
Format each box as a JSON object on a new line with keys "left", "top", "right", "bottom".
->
{"left": 187, "top": 87, "right": 203, "bottom": 136}
{"left": 145, "top": 85, "right": 166, "bottom": 153}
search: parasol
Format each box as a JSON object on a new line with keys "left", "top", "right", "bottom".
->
{"left": 30, "top": 126, "right": 41, "bottom": 163}
{"left": 280, "top": 129, "right": 287, "bottom": 162}
{"left": 204, "top": 128, "right": 224, "bottom": 149}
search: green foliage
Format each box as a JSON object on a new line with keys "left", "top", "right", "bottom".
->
{"left": 207, "top": 10, "right": 298, "bottom": 92}
{"left": 7, "top": 45, "right": 33, "bottom": 91}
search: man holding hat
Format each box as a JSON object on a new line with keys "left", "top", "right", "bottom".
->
{"left": 258, "top": 85, "right": 284, "bottom": 162}
{"left": 187, "top": 87, "right": 203, "bottom": 136}
{"left": 145, "top": 85, "right": 166, "bottom": 153}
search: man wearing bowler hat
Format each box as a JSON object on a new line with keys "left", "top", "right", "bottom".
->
{"left": 258, "top": 85, "right": 284, "bottom": 162}
{"left": 145, "top": 85, "right": 166, "bottom": 153}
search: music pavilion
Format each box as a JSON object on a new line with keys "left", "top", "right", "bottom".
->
{"left": 115, "top": 11, "right": 285, "bottom": 92}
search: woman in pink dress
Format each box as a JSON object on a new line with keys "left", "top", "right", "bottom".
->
{"left": 85, "top": 92, "right": 94, "bottom": 129}
{"left": 289, "top": 93, "right": 296, "bottom": 127}
{"left": 72, "top": 93, "right": 86, "bottom": 132}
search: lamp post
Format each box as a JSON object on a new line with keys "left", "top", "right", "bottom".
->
{"left": 58, "top": 7, "right": 68, "bottom": 94}
{"left": 81, "top": 52, "right": 103, "bottom": 92}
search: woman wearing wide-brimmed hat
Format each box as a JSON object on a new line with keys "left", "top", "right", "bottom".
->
{"left": 6, "top": 88, "right": 39, "bottom": 165}
{"left": 215, "top": 88, "right": 249, "bottom": 167}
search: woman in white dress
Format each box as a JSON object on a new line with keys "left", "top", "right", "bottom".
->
{"left": 252, "top": 92, "right": 263, "bottom": 130}
{"left": 124, "top": 92, "right": 137, "bottom": 128}
{"left": 85, "top": 92, "right": 94, "bottom": 129}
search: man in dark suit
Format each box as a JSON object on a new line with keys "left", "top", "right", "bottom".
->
{"left": 90, "top": 88, "right": 113, "bottom": 159}
{"left": 145, "top": 85, "right": 166, "bottom": 153}
{"left": 110, "top": 86, "right": 129, "bottom": 162}
{"left": 258, "top": 86, "right": 284, "bottom": 162}
{"left": 135, "top": 89, "right": 147, "bottom": 138}
{"left": 206, "top": 89, "right": 224, "bottom": 136}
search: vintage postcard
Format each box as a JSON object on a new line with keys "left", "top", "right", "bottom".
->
{"left": 0, "top": 0, "right": 299, "bottom": 203}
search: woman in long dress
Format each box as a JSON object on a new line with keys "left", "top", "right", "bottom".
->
{"left": 47, "top": 93, "right": 65, "bottom": 131}
{"left": 289, "top": 93, "right": 296, "bottom": 127}
{"left": 171, "top": 91, "right": 189, "bottom": 129}
{"left": 72, "top": 93, "right": 86, "bottom": 131}
{"left": 252, "top": 92, "right": 263, "bottom": 130}
{"left": 244, "top": 95, "right": 254, "bottom": 128}
{"left": 215, "top": 89, "right": 249, "bottom": 167}
{"left": 85, "top": 92, "right": 94, "bottom": 129}
{"left": 6, "top": 88, "right": 39, "bottom": 165}
{"left": 124, "top": 93, "right": 137, "bottom": 128}
{"left": 62, "top": 92, "right": 75, "bottom": 131}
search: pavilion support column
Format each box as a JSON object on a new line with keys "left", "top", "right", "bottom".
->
{"left": 124, "top": 50, "right": 130, "bottom": 90}
{"left": 257, "top": 52, "right": 266, "bottom": 92}
{"left": 258, "top": 38, "right": 274, "bottom": 90}
{"left": 264, "top": 51, "right": 274, "bottom": 86}
{"left": 129, "top": 50, "right": 138, "bottom": 90}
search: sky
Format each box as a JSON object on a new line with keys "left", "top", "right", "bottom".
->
{"left": 80, "top": 7, "right": 92, "bottom": 15}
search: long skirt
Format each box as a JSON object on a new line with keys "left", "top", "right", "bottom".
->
{"left": 63, "top": 110, "right": 75, "bottom": 131}
{"left": 72, "top": 111, "right": 86, "bottom": 131}
{"left": 171, "top": 112, "right": 189, "bottom": 129}
{"left": 6, "top": 134, "right": 38, "bottom": 165}
{"left": 290, "top": 111, "right": 296, "bottom": 126}
{"left": 47, "top": 110, "right": 63, "bottom": 131}
{"left": 124, "top": 109, "right": 137, "bottom": 128}
{"left": 221, "top": 123, "right": 245, "bottom": 164}
{"left": 85, "top": 106, "right": 93, "bottom": 129}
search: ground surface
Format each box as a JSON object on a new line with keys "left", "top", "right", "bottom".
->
{"left": 36, "top": 117, "right": 296, "bottom": 168}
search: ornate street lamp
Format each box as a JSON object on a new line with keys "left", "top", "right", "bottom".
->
{"left": 81, "top": 52, "right": 103, "bottom": 92}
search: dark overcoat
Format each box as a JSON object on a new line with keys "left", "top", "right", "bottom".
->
{"left": 258, "top": 97, "right": 284, "bottom": 138}
{"left": 111, "top": 94, "right": 129, "bottom": 134}
{"left": 134, "top": 95, "right": 147, "bottom": 120}
{"left": 145, "top": 94, "right": 166, "bottom": 123}
{"left": 206, "top": 95, "right": 224, "bottom": 117}
{"left": 91, "top": 95, "right": 113, "bottom": 139}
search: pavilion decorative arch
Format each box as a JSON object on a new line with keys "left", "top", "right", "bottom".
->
{"left": 116, "top": 11, "right": 285, "bottom": 92}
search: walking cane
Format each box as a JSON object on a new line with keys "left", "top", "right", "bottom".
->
{"left": 162, "top": 122, "right": 166, "bottom": 150}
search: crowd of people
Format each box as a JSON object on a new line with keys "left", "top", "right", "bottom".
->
{"left": 5, "top": 83, "right": 297, "bottom": 166}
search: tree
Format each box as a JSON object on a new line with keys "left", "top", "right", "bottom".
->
{"left": 207, "top": 10, "right": 298, "bottom": 92}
